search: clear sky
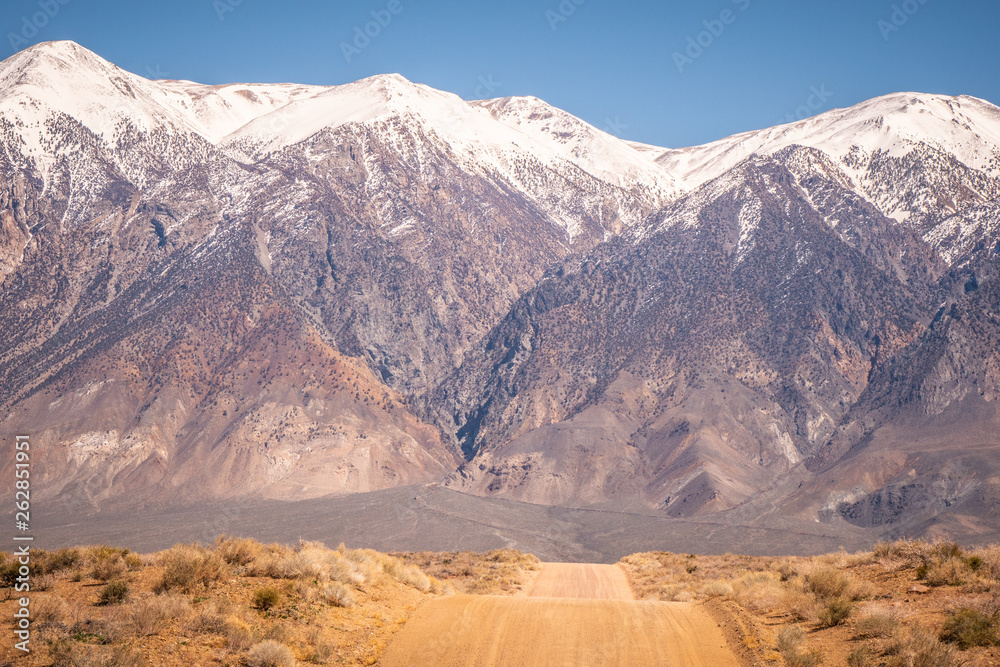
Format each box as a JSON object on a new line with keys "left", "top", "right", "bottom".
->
{"left": 4, "top": 0, "right": 998, "bottom": 148}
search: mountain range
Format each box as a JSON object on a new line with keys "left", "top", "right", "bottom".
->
{"left": 2, "top": 41, "right": 998, "bottom": 546}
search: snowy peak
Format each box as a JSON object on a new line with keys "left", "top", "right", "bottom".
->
{"left": 0, "top": 40, "right": 324, "bottom": 147}
{"left": 474, "top": 95, "right": 677, "bottom": 192}
{"left": 659, "top": 92, "right": 1000, "bottom": 191}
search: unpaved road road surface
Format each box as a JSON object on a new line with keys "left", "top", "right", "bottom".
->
{"left": 380, "top": 562, "right": 739, "bottom": 666}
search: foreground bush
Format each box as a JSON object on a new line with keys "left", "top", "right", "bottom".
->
{"left": 939, "top": 608, "right": 1000, "bottom": 649}
{"left": 252, "top": 586, "right": 283, "bottom": 611}
{"left": 818, "top": 597, "right": 853, "bottom": 627}
{"left": 98, "top": 580, "right": 130, "bottom": 605}
{"left": 155, "top": 544, "right": 227, "bottom": 592}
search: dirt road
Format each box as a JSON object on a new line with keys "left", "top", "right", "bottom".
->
{"left": 379, "top": 562, "right": 739, "bottom": 666}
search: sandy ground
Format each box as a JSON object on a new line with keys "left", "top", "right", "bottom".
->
{"left": 379, "top": 562, "right": 739, "bottom": 666}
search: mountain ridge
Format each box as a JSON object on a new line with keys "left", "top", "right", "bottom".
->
{"left": 1, "top": 41, "right": 998, "bottom": 546}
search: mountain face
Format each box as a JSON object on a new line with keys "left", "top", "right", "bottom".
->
{"left": 1, "top": 42, "right": 998, "bottom": 541}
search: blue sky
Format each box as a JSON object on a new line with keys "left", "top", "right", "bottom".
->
{"left": 4, "top": 0, "right": 998, "bottom": 148}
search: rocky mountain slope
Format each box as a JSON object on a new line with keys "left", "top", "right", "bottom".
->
{"left": 1, "top": 41, "right": 998, "bottom": 542}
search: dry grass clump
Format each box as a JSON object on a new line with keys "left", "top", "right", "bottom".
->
{"left": 731, "top": 571, "right": 786, "bottom": 613}
{"left": 322, "top": 581, "right": 356, "bottom": 608}
{"left": 883, "top": 627, "right": 958, "bottom": 667}
{"left": 854, "top": 603, "right": 902, "bottom": 639}
{"left": 246, "top": 640, "right": 296, "bottom": 667}
{"left": 116, "top": 594, "right": 191, "bottom": 637}
{"left": 47, "top": 641, "right": 148, "bottom": 667}
{"left": 30, "top": 594, "right": 69, "bottom": 627}
{"left": 215, "top": 535, "right": 264, "bottom": 566}
{"left": 88, "top": 546, "right": 136, "bottom": 582}
{"left": 97, "top": 580, "right": 130, "bottom": 606}
{"left": 776, "top": 626, "right": 824, "bottom": 667}
{"left": 700, "top": 579, "right": 733, "bottom": 598}
{"left": 818, "top": 597, "right": 854, "bottom": 627}
{"left": 938, "top": 608, "right": 1000, "bottom": 649}
{"left": 35, "top": 548, "right": 84, "bottom": 575}
{"left": 252, "top": 586, "right": 283, "bottom": 611}
{"left": 154, "top": 544, "right": 227, "bottom": 592}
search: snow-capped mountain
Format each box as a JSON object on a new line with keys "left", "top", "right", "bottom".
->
{"left": 0, "top": 41, "right": 673, "bottom": 245}
{"left": 657, "top": 93, "right": 1000, "bottom": 265}
{"left": 1, "top": 41, "right": 999, "bottom": 545}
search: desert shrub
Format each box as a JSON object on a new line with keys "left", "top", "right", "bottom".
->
{"left": 855, "top": 606, "right": 901, "bottom": 639}
{"left": 186, "top": 605, "right": 229, "bottom": 635}
{"left": 30, "top": 595, "right": 68, "bottom": 626}
{"left": 322, "top": 581, "right": 355, "bottom": 608}
{"left": 253, "top": 586, "right": 283, "bottom": 611}
{"left": 885, "top": 628, "right": 957, "bottom": 667}
{"left": 934, "top": 541, "right": 963, "bottom": 560}
{"left": 975, "top": 545, "right": 1000, "bottom": 581}
{"left": 847, "top": 647, "right": 872, "bottom": 667}
{"left": 215, "top": 535, "right": 263, "bottom": 566}
{"left": 923, "top": 558, "right": 975, "bottom": 587}
{"left": 0, "top": 560, "right": 23, "bottom": 587}
{"left": 974, "top": 591, "right": 1000, "bottom": 617}
{"left": 39, "top": 547, "right": 83, "bottom": 573}
{"left": 776, "top": 626, "right": 823, "bottom": 667}
{"left": 874, "top": 539, "right": 936, "bottom": 569}
{"left": 818, "top": 597, "right": 853, "bottom": 627}
{"left": 785, "top": 651, "right": 824, "bottom": 667}
{"left": 265, "top": 622, "right": 291, "bottom": 642}
{"left": 776, "top": 626, "right": 804, "bottom": 655}
{"left": 247, "top": 640, "right": 296, "bottom": 667}
{"left": 775, "top": 561, "right": 798, "bottom": 582}
{"left": 48, "top": 641, "right": 147, "bottom": 667}
{"left": 46, "top": 637, "right": 81, "bottom": 666}
{"left": 90, "top": 552, "right": 127, "bottom": 583}
{"left": 155, "top": 544, "right": 227, "bottom": 592}
{"left": 98, "top": 581, "right": 130, "bottom": 606}
{"left": 939, "top": 608, "right": 999, "bottom": 649}
{"left": 33, "top": 573, "right": 54, "bottom": 591}
{"left": 805, "top": 567, "right": 850, "bottom": 600}
{"left": 309, "top": 641, "right": 334, "bottom": 664}
{"left": 780, "top": 589, "right": 817, "bottom": 621}
{"left": 225, "top": 618, "right": 255, "bottom": 651}
{"left": 700, "top": 580, "right": 733, "bottom": 598}
{"left": 248, "top": 543, "right": 299, "bottom": 579}
{"left": 731, "top": 570, "right": 785, "bottom": 613}
{"left": 124, "top": 594, "right": 190, "bottom": 637}
{"left": 872, "top": 541, "right": 892, "bottom": 559}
